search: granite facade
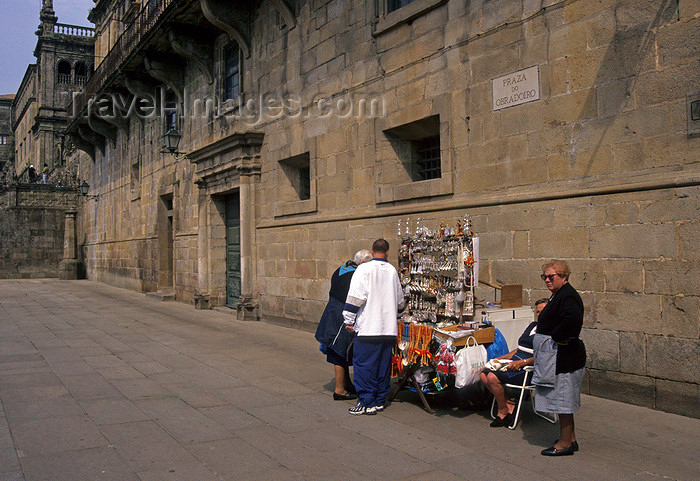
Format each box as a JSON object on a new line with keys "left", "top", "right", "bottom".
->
{"left": 66, "top": 0, "right": 699, "bottom": 416}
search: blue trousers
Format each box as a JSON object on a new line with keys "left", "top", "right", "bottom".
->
{"left": 353, "top": 337, "right": 394, "bottom": 408}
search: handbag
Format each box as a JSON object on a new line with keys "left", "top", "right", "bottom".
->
{"left": 454, "top": 336, "right": 488, "bottom": 388}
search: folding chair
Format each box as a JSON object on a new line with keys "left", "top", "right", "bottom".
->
{"left": 490, "top": 366, "right": 557, "bottom": 430}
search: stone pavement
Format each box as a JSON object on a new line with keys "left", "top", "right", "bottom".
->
{"left": 0, "top": 279, "right": 698, "bottom": 481}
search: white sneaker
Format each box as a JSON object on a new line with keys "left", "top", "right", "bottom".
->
{"left": 374, "top": 405, "right": 385, "bottom": 412}
{"left": 349, "top": 402, "right": 375, "bottom": 415}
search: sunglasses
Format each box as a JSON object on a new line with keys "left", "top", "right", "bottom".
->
{"left": 540, "top": 274, "right": 559, "bottom": 281}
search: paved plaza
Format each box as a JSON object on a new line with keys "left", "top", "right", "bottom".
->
{"left": 0, "top": 279, "right": 698, "bottom": 480}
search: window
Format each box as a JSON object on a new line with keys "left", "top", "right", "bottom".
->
{"left": 57, "top": 60, "right": 71, "bottom": 84}
{"left": 388, "top": 0, "right": 414, "bottom": 13}
{"left": 279, "top": 153, "right": 311, "bottom": 201}
{"left": 224, "top": 41, "right": 240, "bottom": 101}
{"left": 130, "top": 157, "right": 140, "bottom": 200}
{"left": 0, "top": 135, "right": 7, "bottom": 145}
{"left": 375, "top": 0, "right": 447, "bottom": 36}
{"left": 163, "top": 89, "right": 178, "bottom": 132}
{"left": 298, "top": 165, "right": 311, "bottom": 200}
{"left": 375, "top": 114, "right": 453, "bottom": 203}
{"left": 384, "top": 115, "right": 441, "bottom": 182}
{"left": 415, "top": 136, "right": 441, "bottom": 180}
{"left": 275, "top": 152, "right": 317, "bottom": 217}
{"left": 75, "top": 62, "right": 88, "bottom": 86}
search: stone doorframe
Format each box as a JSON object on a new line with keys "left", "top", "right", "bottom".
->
{"left": 188, "top": 132, "right": 264, "bottom": 320}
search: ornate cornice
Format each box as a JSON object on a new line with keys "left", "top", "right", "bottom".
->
{"left": 188, "top": 132, "right": 264, "bottom": 186}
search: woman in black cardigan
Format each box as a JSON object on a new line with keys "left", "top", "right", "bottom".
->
{"left": 533, "top": 260, "right": 586, "bottom": 456}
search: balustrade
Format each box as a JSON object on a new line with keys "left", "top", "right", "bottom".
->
{"left": 53, "top": 23, "right": 95, "bottom": 38}
{"left": 67, "top": 0, "right": 179, "bottom": 119}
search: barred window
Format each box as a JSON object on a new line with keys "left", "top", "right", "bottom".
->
{"left": 383, "top": 115, "right": 441, "bottom": 183}
{"left": 415, "top": 136, "right": 441, "bottom": 180}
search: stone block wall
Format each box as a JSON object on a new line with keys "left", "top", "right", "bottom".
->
{"left": 249, "top": 0, "right": 699, "bottom": 416}
{"left": 0, "top": 185, "right": 78, "bottom": 278}
{"left": 0, "top": 97, "right": 12, "bottom": 172}
{"left": 78, "top": 107, "right": 200, "bottom": 296}
{"left": 76, "top": 0, "right": 699, "bottom": 416}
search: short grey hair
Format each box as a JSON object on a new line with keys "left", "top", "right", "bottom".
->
{"left": 354, "top": 249, "right": 372, "bottom": 264}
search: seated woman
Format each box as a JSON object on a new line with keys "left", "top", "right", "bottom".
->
{"left": 480, "top": 298, "right": 548, "bottom": 427}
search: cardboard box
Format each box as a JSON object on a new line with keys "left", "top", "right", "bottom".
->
{"left": 433, "top": 325, "right": 495, "bottom": 346}
{"left": 501, "top": 284, "right": 523, "bottom": 308}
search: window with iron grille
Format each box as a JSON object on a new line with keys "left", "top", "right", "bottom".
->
{"left": 224, "top": 41, "right": 240, "bottom": 101}
{"left": 383, "top": 115, "right": 441, "bottom": 183}
{"left": 279, "top": 153, "right": 311, "bottom": 201}
{"left": 388, "top": 0, "right": 415, "bottom": 13}
{"left": 415, "top": 136, "right": 441, "bottom": 180}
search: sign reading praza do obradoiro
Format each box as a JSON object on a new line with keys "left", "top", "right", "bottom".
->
{"left": 492, "top": 66, "right": 540, "bottom": 111}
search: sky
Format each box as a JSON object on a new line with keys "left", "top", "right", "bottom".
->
{"left": 0, "top": 0, "right": 94, "bottom": 95}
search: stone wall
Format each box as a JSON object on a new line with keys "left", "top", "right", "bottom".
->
{"left": 0, "top": 185, "right": 78, "bottom": 278}
{"left": 76, "top": 0, "right": 699, "bottom": 417}
{"left": 249, "top": 0, "right": 699, "bottom": 416}
{"left": 0, "top": 97, "right": 12, "bottom": 172}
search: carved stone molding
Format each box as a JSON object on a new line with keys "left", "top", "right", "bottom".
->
{"left": 77, "top": 125, "right": 105, "bottom": 157}
{"left": 168, "top": 27, "right": 214, "bottom": 84}
{"left": 144, "top": 55, "right": 184, "bottom": 104}
{"left": 124, "top": 74, "right": 160, "bottom": 99}
{"left": 188, "top": 132, "right": 264, "bottom": 189}
{"left": 100, "top": 105, "right": 131, "bottom": 137}
{"left": 123, "top": 75, "right": 160, "bottom": 126}
{"left": 87, "top": 115, "right": 118, "bottom": 149}
{"left": 69, "top": 132, "right": 95, "bottom": 161}
{"left": 200, "top": 0, "right": 251, "bottom": 58}
{"left": 269, "top": 0, "right": 296, "bottom": 29}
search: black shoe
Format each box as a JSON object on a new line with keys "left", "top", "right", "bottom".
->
{"left": 333, "top": 392, "right": 357, "bottom": 401}
{"left": 555, "top": 440, "right": 579, "bottom": 451}
{"left": 541, "top": 445, "right": 575, "bottom": 456}
{"left": 345, "top": 384, "right": 357, "bottom": 395}
{"left": 489, "top": 413, "right": 512, "bottom": 428}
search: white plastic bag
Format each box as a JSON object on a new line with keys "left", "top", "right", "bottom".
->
{"left": 454, "top": 336, "right": 487, "bottom": 388}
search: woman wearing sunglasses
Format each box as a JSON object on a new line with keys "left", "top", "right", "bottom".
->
{"left": 533, "top": 260, "right": 586, "bottom": 456}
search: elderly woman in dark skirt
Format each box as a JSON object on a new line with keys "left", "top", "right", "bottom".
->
{"left": 315, "top": 250, "right": 372, "bottom": 400}
{"left": 533, "top": 260, "right": 586, "bottom": 456}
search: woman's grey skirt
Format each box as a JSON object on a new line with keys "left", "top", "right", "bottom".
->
{"left": 534, "top": 367, "right": 585, "bottom": 414}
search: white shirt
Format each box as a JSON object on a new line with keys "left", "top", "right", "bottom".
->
{"left": 342, "top": 258, "right": 405, "bottom": 337}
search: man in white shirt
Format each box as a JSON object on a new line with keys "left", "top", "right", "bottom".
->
{"left": 343, "top": 239, "right": 405, "bottom": 415}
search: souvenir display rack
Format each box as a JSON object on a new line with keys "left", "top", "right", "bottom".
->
{"left": 390, "top": 216, "right": 490, "bottom": 414}
{"left": 391, "top": 216, "right": 481, "bottom": 375}
{"left": 397, "top": 216, "right": 478, "bottom": 324}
